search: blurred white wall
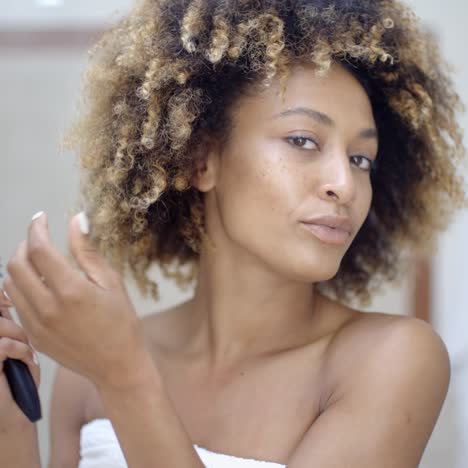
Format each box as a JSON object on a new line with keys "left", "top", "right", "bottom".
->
{"left": 406, "top": 1, "right": 468, "bottom": 467}
{"left": 1, "top": 0, "right": 131, "bottom": 28}
{"left": 0, "top": 1, "right": 467, "bottom": 467}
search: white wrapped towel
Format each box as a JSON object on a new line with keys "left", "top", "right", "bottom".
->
{"left": 78, "top": 418, "right": 286, "bottom": 468}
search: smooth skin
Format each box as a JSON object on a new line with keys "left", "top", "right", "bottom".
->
{"left": 45, "top": 61, "right": 450, "bottom": 467}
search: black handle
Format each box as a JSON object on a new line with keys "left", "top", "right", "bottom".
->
{"left": 3, "top": 357, "right": 42, "bottom": 422}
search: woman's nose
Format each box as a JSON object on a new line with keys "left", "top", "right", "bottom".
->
{"left": 317, "top": 153, "right": 357, "bottom": 203}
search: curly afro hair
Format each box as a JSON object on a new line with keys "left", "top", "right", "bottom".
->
{"left": 61, "top": 0, "right": 468, "bottom": 308}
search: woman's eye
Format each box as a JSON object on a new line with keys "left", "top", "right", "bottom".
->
{"left": 350, "top": 155, "right": 373, "bottom": 171}
{"left": 287, "top": 136, "right": 374, "bottom": 172}
{"left": 287, "top": 136, "right": 318, "bottom": 150}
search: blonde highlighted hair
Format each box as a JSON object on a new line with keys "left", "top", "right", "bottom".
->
{"left": 62, "top": 0, "right": 467, "bottom": 307}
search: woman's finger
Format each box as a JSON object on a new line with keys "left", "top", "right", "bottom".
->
{"left": 2, "top": 275, "right": 40, "bottom": 338}
{"left": 0, "top": 306, "right": 12, "bottom": 320}
{"left": 0, "top": 315, "right": 30, "bottom": 343}
{"left": 0, "top": 289, "right": 14, "bottom": 307}
{"left": 0, "top": 298, "right": 13, "bottom": 309}
{"left": 67, "top": 212, "right": 119, "bottom": 291}
{"left": 0, "top": 338, "right": 41, "bottom": 389}
{"left": 27, "top": 211, "right": 78, "bottom": 296}
{"left": 5, "top": 242, "right": 56, "bottom": 323}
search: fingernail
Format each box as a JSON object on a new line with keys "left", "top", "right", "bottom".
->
{"left": 77, "top": 211, "right": 90, "bottom": 235}
{"left": 2, "top": 290, "right": 11, "bottom": 301}
{"left": 32, "top": 211, "right": 45, "bottom": 221}
{"left": 32, "top": 351, "right": 39, "bottom": 365}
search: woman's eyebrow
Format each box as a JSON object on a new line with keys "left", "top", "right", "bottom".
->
{"left": 271, "top": 106, "right": 378, "bottom": 141}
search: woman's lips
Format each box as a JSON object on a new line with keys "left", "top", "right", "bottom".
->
{"left": 300, "top": 222, "right": 350, "bottom": 245}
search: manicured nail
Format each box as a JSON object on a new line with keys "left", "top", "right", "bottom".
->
{"left": 32, "top": 211, "right": 44, "bottom": 221}
{"left": 77, "top": 211, "right": 90, "bottom": 235}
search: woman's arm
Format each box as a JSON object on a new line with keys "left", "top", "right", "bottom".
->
{"left": 286, "top": 317, "right": 450, "bottom": 468}
{"left": 95, "top": 350, "right": 205, "bottom": 468}
{"left": 0, "top": 420, "right": 41, "bottom": 468}
{"left": 48, "top": 365, "right": 89, "bottom": 468}
{"left": 2, "top": 212, "right": 205, "bottom": 467}
{"left": 47, "top": 347, "right": 206, "bottom": 468}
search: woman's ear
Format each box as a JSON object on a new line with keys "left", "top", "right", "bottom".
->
{"left": 191, "top": 136, "right": 220, "bottom": 192}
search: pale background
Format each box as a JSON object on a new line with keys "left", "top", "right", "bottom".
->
{"left": 0, "top": 1, "right": 467, "bottom": 466}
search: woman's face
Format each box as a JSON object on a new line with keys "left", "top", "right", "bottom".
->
{"left": 199, "top": 60, "right": 379, "bottom": 283}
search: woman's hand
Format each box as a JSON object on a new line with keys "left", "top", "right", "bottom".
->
{"left": 1, "top": 211, "right": 151, "bottom": 390}
{"left": 0, "top": 304, "right": 41, "bottom": 427}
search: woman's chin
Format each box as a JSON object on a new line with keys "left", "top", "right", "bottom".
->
{"left": 280, "top": 261, "right": 341, "bottom": 284}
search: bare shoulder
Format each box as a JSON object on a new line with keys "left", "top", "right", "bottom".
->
{"left": 322, "top": 308, "right": 451, "bottom": 408}
{"left": 286, "top": 309, "right": 451, "bottom": 467}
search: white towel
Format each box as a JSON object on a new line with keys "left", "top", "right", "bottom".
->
{"left": 78, "top": 419, "right": 127, "bottom": 468}
{"left": 78, "top": 419, "right": 286, "bottom": 468}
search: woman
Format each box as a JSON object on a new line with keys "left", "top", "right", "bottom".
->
{"left": 1, "top": 0, "right": 467, "bottom": 466}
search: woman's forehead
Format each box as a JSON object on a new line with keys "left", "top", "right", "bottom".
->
{"left": 232, "top": 65, "right": 376, "bottom": 130}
